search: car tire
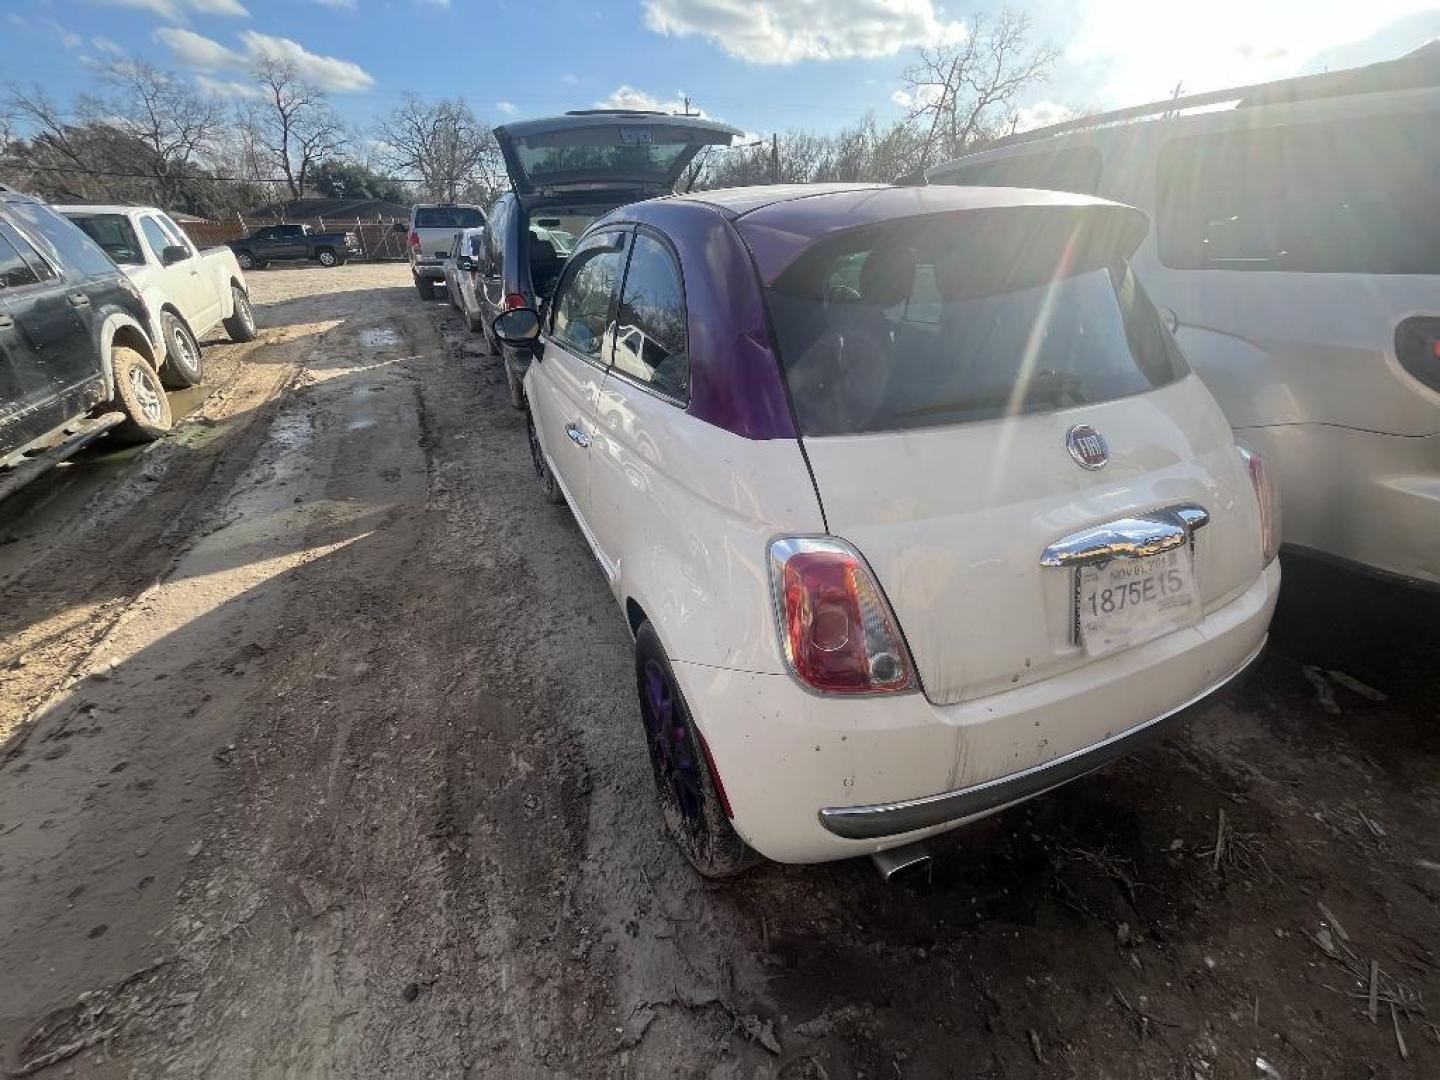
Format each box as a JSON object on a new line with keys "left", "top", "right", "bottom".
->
{"left": 234, "top": 250, "right": 254, "bottom": 271}
{"left": 527, "top": 409, "right": 565, "bottom": 505}
{"left": 505, "top": 358, "right": 525, "bottom": 411}
{"left": 110, "top": 345, "right": 173, "bottom": 444}
{"left": 634, "top": 621, "right": 760, "bottom": 879}
{"left": 223, "top": 286, "right": 257, "bottom": 343}
{"left": 158, "top": 311, "right": 203, "bottom": 389}
{"left": 415, "top": 276, "right": 434, "bottom": 301}
{"left": 316, "top": 248, "right": 338, "bottom": 268}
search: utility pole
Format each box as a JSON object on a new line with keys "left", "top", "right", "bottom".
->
{"left": 680, "top": 94, "right": 697, "bottom": 117}
{"left": 770, "top": 133, "right": 779, "bottom": 184}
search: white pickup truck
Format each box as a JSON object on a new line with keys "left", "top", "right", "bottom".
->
{"left": 56, "top": 204, "right": 256, "bottom": 388}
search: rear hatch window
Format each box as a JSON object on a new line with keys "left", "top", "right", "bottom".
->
{"left": 766, "top": 207, "right": 1186, "bottom": 436}
{"left": 494, "top": 112, "right": 740, "bottom": 196}
{"left": 415, "top": 207, "right": 484, "bottom": 229}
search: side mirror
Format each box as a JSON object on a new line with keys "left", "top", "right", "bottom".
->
{"left": 492, "top": 307, "right": 541, "bottom": 345}
{"left": 1159, "top": 306, "right": 1180, "bottom": 335}
{"left": 161, "top": 244, "right": 189, "bottom": 265}
{"left": 391, "top": 222, "right": 407, "bottom": 234}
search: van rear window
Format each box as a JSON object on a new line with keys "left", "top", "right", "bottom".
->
{"left": 415, "top": 207, "right": 483, "bottom": 229}
{"left": 766, "top": 209, "right": 1187, "bottom": 436}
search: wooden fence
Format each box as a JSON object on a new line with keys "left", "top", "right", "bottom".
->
{"left": 177, "top": 218, "right": 410, "bottom": 261}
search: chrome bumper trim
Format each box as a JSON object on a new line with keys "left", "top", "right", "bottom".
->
{"left": 818, "top": 636, "right": 1267, "bottom": 841}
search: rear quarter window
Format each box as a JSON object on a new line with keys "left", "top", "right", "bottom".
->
{"left": 766, "top": 208, "right": 1186, "bottom": 436}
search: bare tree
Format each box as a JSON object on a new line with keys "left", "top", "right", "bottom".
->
{"left": 247, "top": 58, "right": 348, "bottom": 200}
{"left": 901, "top": 11, "right": 1058, "bottom": 168}
{"left": 80, "top": 61, "right": 225, "bottom": 206}
{"left": 373, "top": 96, "right": 501, "bottom": 203}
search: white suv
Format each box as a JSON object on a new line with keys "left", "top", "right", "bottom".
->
{"left": 493, "top": 184, "right": 1280, "bottom": 875}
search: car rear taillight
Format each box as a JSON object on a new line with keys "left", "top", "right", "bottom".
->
{"left": 1395, "top": 316, "right": 1440, "bottom": 394}
{"left": 1238, "top": 447, "right": 1281, "bottom": 565}
{"left": 503, "top": 292, "right": 527, "bottom": 311}
{"left": 768, "top": 537, "right": 916, "bottom": 695}
{"left": 408, "top": 231, "right": 420, "bottom": 248}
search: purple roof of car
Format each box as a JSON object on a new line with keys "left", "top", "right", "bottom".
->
{"left": 691, "top": 183, "right": 1144, "bottom": 284}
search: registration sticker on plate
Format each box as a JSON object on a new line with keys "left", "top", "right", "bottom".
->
{"left": 1076, "top": 548, "right": 1200, "bottom": 657}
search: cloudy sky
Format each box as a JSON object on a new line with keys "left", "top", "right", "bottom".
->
{"left": 6, "top": 0, "right": 1440, "bottom": 138}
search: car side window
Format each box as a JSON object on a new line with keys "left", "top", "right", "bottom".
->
{"left": 0, "top": 229, "right": 41, "bottom": 288}
{"left": 139, "top": 217, "right": 172, "bottom": 263}
{"left": 0, "top": 221, "right": 57, "bottom": 285}
{"left": 612, "top": 230, "right": 689, "bottom": 402}
{"left": 156, "top": 214, "right": 194, "bottom": 258}
{"left": 549, "top": 230, "right": 630, "bottom": 363}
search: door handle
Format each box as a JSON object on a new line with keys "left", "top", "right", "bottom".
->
{"left": 565, "top": 422, "right": 590, "bottom": 449}
{"left": 1040, "top": 504, "right": 1209, "bottom": 568}
{"left": 0, "top": 313, "right": 13, "bottom": 329}
{"left": 68, "top": 292, "right": 91, "bottom": 307}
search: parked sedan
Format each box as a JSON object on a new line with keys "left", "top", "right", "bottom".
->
{"left": 493, "top": 183, "right": 1281, "bottom": 876}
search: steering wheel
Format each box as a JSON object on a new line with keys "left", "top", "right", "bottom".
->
{"left": 826, "top": 284, "right": 861, "bottom": 306}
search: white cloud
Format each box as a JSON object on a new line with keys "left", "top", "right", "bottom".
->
{"left": 309, "top": 0, "right": 356, "bottom": 7}
{"left": 240, "top": 31, "right": 375, "bottom": 91}
{"left": 890, "top": 84, "right": 942, "bottom": 111}
{"left": 156, "top": 26, "right": 236, "bottom": 69}
{"left": 156, "top": 26, "right": 375, "bottom": 92}
{"left": 92, "top": 36, "right": 126, "bottom": 55}
{"left": 642, "top": 0, "right": 965, "bottom": 64}
{"left": 195, "top": 74, "right": 267, "bottom": 100}
{"left": 98, "top": 0, "right": 251, "bottom": 18}
{"left": 414, "top": 0, "right": 451, "bottom": 7}
{"left": 594, "top": 85, "right": 702, "bottom": 115}
{"left": 43, "top": 19, "right": 82, "bottom": 50}
{"left": 1071, "top": 0, "right": 1439, "bottom": 106}
{"left": 1013, "top": 100, "right": 1079, "bottom": 133}
{"left": 561, "top": 73, "right": 579, "bottom": 86}
{"left": 496, "top": 101, "right": 518, "bottom": 115}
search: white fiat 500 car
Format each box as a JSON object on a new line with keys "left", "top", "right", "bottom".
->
{"left": 493, "top": 184, "right": 1281, "bottom": 876}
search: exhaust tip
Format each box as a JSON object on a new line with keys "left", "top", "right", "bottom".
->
{"left": 870, "top": 842, "right": 933, "bottom": 884}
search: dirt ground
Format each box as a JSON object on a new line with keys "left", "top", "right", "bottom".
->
{"left": 1, "top": 263, "right": 1437, "bottom": 1080}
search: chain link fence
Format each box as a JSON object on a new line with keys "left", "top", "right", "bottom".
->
{"left": 178, "top": 218, "right": 410, "bottom": 261}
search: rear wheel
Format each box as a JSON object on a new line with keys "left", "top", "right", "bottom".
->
{"left": 110, "top": 346, "right": 172, "bottom": 444}
{"left": 634, "top": 621, "right": 759, "bottom": 878}
{"left": 234, "top": 250, "right": 255, "bottom": 271}
{"left": 223, "top": 286, "right": 257, "bottom": 342}
{"left": 316, "top": 248, "right": 338, "bottom": 268}
{"left": 527, "top": 410, "right": 564, "bottom": 505}
{"left": 415, "top": 275, "right": 434, "bottom": 301}
{"left": 158, "top": 312, "right": 203, "bottom": 388}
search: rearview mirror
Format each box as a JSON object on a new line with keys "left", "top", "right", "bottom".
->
{"left": 161, "top": 244, "right": 189, "bottom": 265}
{"left": 391, "top": 222, "right": 407, "bottom": 234}
{"left": 492, "top": 307, "right": 541, "bottom": 344}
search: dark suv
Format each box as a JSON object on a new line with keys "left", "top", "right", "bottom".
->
{"left": 1, "top": 185, "right": 172, "bottom": 493}
{"left": 477, "top": 110, "right": 739, "bottom": 408}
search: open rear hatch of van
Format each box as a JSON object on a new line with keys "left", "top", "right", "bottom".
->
{"left": 493, "top": 110, "right": 741, "bottom": 205}
{"left": 756, "top": 201, "right": 1265, "bottom": 707}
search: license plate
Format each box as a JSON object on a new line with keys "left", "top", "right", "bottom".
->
{"left": 1077, "top": 548, "right": 1200, "bottom": 657}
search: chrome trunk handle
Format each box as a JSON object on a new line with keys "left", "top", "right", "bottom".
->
{"left": 1040, "top": 504, "right": 1209, "bottom": 568}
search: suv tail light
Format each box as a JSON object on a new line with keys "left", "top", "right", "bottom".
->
{"left": 1238, "top": 447, "right": 1281, "bottom": 565}
{"left": 1395, "top": 316, "right": 1440, "bottom": 394}
{"left": 768, "top": 537, "right": 916, "bottom": 695}
{"left": 408, "top": 231, "right": 420, "bottom": 248}
{"left": 503, "top": 292, "right": 527, "bottom": 311}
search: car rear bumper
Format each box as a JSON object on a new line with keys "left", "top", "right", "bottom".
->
{"left": 818, "top": 635, "right": 1265, "bottom": 840}
{"left": 673, "top": 558, "right": 1278, "bottom": 864}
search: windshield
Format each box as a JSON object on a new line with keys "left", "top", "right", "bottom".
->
{"left": 415, "top": 207, "right": 483, "bottom": 229}
{"left": 65, "top": 213, "right": 144, "bottom": 266}
{"left": 767, "top": 209, "right": 1186, "bottom": 436}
